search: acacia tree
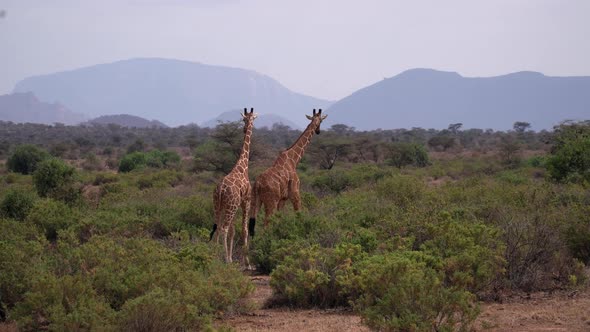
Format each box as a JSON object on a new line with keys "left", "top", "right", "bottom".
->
{"left": 448, "top": 123, "right": 463, "bottom": 135}
{"left": 309, "top": 136, "right": 352, "bottom": 170}
{"left": 513, "top": 122, "right": 531, "bottom": 133}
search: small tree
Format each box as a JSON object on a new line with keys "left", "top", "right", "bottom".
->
{"left": 0, "top": 189, "right": 37, "bottom": 221}
{"left": 513, "top": 121, "right": 531, "bottom": 133}
{"left": 427, "top": 136, "right": 455, "bottom": 151}
{"left": 448, "top": 123, "right": 463, "bottom": 135}
{"left": 499, "top": 136, "right": 521, "bottom": 166}
{"left": 6, "top": 145, "right": 50, "bottom": 174}
{"left": 385, "top": 142, "right": 430, "bottom": 168}
{"left": 33, "top": 158, "right": 77, "bottom": 199}
{"left": 546, "top": 121, "right": 590, "bottom": 182}
{"left": 309, "top": 137, "right": 352, "bottom": 170}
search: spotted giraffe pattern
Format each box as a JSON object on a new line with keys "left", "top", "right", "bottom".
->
{"left": 212, "top": 108, "right": 257, "bottom": 266}
{"left": 250, "top": 109, "right": 327, "bottom": 229}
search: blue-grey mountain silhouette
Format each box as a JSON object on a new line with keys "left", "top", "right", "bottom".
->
{"left": 14, "top": 58, "right": 331, "bottom": 127}
{"left": 201, "top": 110, "right": 300, "bottom": 129}
{"left": 0, "top": 92, "right": 86, "bottom": 125}
{"left": 326, "top": 69, "right": 590, "bottom": 130}
{"left": 86, "top": 114, "right": 168, "bottom": 128}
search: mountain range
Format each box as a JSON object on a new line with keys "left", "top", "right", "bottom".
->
{"left": 325, "top": 69, "right": 590, "bottom": 130}
{"left": 0, "top": 92, "right": 86, "bottom": 125}
{"left": 201, "top": 110, "right": 300, "bottom": 129}
{"left": 85, "top": 114, "right": 168, "bottom": 128}
{"left": 13, "top": 58, "right": 331, "bottom": 128}
{"left": 8, "top": 59, "right": 590, "bottom": 130}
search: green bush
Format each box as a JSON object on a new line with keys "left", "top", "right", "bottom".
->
{"left": 250, "top": 213, "right": 342, "bottom": 273}
{"left": 420, "top": 217, "right": 505, "bottom": 294}
{"left": 546, "top": 121, "right": 590, "bottom": 183}
{"left": 6, "top": 145, "right": 50, "bottom": 175}
{"left": 270, "top": 244, "right": 364, "bottom": 307}
{"left": 350, "top": 252, "right": 479, "bottom": 332}
{"left": 0, "top": 189, "right": 37, "bottom": 221}
{"left": 26, "top": 198, "right": 75, "bottom": 241}
{"left": 32, "top": 158, "right": 77, "bottom": 201}
{"left": 12, "top": 274, "right": 115, "bottom": 331}
{"left": 119, "top": 150, "right": 181, "bottom": 173}
{"left": 0, "top": 219, "right": 46, "bottom": 314}
{"left": 119, "top": 152, "right": 147, "bottom": 172}
{"left": 385, "top": 142, "right": 430, "bottom": 168}
{"left": 7, "top": 234, "right": 252, "bottom": 330}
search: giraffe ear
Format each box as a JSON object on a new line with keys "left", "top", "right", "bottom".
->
{"left": 321, "top": 114, "right": 328, "bottom": 120}
{"left": 313, "top": 109, "right": 316, "bottom": 116}
{"left": 306, "top": 114, "right": 313, "bottom": 120}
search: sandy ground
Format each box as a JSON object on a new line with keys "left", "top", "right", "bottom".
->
{"left": 221, "top": 275, "right": 590, "bottom": 332}
{"left": 220, "top": 275, "right": 369, "bottom": 332}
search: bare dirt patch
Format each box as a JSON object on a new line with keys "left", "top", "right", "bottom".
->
{"left": 475, "top": 290, "right": 590, "bottom": 331}
{"left": 220, "top": 275, "right": 369, "bottom": 332}
{"left": 221, "top": 274, "right": 590, "bottom": 332}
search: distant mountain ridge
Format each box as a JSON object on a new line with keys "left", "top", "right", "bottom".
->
{"left": 14, "top": 58, "right": 331, "bottom": 127}
{"left": 0, "top": 92, "right": 86, "bottom": 125}
{"left": 201, "top": 110, "right": 301, "bottom": 129}
{"left": 86, "top": 114, "right": 168, "bottom": 128}
{"left": 326, "top": 68, "right": 590, "bottom": 130}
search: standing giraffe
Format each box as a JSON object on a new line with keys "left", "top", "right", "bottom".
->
{"left": 249, "top": 109, "right": 327, "bottom": 233}
{"left": 210, "top": 108, "right": 257, "bottom": 266}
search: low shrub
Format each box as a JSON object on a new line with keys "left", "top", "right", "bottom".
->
{"left": 0, "top": 189, "right": 36, "bottom": 221}
{"left": 349, "top": 251, "right": 479, "bottom": 332}
{"left": 6, "top": 145, "right": 50, "bottom": 175}
{"left": 26, "top": 198, "right": 76, "bottom": 241}
{"left": 32, "top": 158, "right": 78, "bottom": 203}
{"left": 270, "top": 243, "right": 364, "bottom": 307}
{"left": 119, "top": 150, "right": 181, "bottom": 173}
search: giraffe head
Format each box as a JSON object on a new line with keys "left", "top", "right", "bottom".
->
{"left": 305, "top": 108, "right": 328, "bottom": 134}
{"left": 241, "top": 107, "right": 258, "bottom": 133}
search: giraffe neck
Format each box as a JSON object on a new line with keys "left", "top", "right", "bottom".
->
{"left": 284, "top": 121, "right": 317, "bottom": 166}
{"left": 232, "top": 123, "right": 253, "bottom": 174}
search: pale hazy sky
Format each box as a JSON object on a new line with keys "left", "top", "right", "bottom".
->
{"left": 1, "top": 0, "right": 589, "bottom": 100}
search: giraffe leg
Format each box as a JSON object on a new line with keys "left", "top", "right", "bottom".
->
{"left": 222, "top": 208, "right": 237, "bottom": 263}
{"left": 289, "top": 175, "right": 302, "bottom": 211}
{"left": 220, "top": 224, "right": 230, "bottom": 263}
{"left": 278, "top": 199, "right": 287, "bottom": 210}
{"left": 228, "top": 222, "right": 235, "bottom": 263}
{"left": 263, "top": 198, "right": 279, "bottom": 227}
{"left": 241, "top": 197, "right": 252, "bottom": 270}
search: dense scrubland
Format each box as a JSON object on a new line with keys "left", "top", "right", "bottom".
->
{"left": 0, "top": 120, "right": 589, "bottom": 331}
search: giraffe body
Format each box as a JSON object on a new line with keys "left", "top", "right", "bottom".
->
{"left": 212, "top": 108, "right": 257, "bottom": 267}
{"left": 250, "top": 109, "right": 327, "bottom": 229}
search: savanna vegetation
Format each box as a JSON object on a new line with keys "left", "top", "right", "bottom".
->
{"left": 0, "top": 119, "right": 588, "bottom": 331}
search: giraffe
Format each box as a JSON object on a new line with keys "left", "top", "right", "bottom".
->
{"left": 249, "top": 109, "right": 327, "bottom": 234}
{"left": 210, "top": 108, "right": 257, "bottom": 266}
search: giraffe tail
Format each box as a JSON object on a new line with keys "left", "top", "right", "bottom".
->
{"left": 249, "top": 181, "right": 261, "bottom": 237}
{"left": 210, "top": 184, "right": 223, "bottom": 242}
{"left": 209, "top": 223, "right": 217, "bottom": 242}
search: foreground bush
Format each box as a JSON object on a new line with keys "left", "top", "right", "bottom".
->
{"left": 6, "top": 145, "right": 50, "bottom": 175}
{"left": 4, "top": 234, "right": 252, "bottom": 331}
{"left": 350, "top": 252, "right": 478, "bottom": 332}
{"left": 270, "top": 244, "right": 364, "bottom": 307}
